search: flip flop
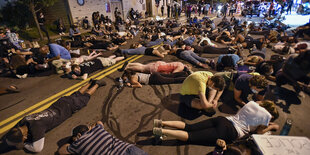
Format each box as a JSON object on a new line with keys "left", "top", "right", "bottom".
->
{"left": 6, "top": 85, "right": 20, "bottom": 93}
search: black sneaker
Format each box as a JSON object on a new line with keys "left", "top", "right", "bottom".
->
{"left": 183, "top": 67, "right": 192, "bottom": 75}
{"left": 123, "top": 53, "right": 129, "bottom": 59}
{"left": 114, "top": 48, "right": 123, "bottom": 57}
{"left": 118, "top": 61, "right": 129, "bottom": 72}
{"left": 228, "top": 47, "right": 237, "bottom": 54}
{"left": 88, "top": 78, "right": 97, "bottom": 88}
{"left": 96, "top": 79, "right": 107, "bottom": 87}
{"left": 209, "top": 59, "right": 216, "bottom": 70}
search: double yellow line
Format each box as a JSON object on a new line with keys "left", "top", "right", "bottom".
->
{"left": 0, "top": 55, "right": 143, "bottom": 134}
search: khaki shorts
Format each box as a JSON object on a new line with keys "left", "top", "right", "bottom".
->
{"left": 52, "top": 58, "right": 70, "bottom": 74}
{"left": 97, "top": 57, "right": 116, "bottom": 67}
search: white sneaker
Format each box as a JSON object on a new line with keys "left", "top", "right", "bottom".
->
{"left": 59, "top": 33, "right": 62, "bottom": 35}
{"left": 62, "top": 32, "right": 65, "bottom": 35}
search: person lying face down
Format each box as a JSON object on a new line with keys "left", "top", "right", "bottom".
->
{"left": 5, "top": 80, "right": 107, "bottom": 152}
{"left": 114, "top": 43, "right": 167, "bottom": 58}
{"left": 66, "top": 55, "right": 124, "bottom": 80}
{"left": 121, "top": 70, "right": 189, "bottom": 88}
{"left": 169, "top": 45, "right": 212, "bottom": 69}
{"left": 118, "top": 60, "right": 192, "bottom": 74}
{"left": 152, "top": 100, "right": 279, "bottom": 145}
{"left": 58, "top": 121, "right": 148, "bottom": 155}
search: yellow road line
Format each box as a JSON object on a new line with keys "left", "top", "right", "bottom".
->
{"left": 0, "top": 55, "right": 143, "bottom": 134}
{"left": 0, "top": 56, "right": 133, "bottom": 127}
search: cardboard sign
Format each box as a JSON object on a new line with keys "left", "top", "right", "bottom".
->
{"left": 252, "top": 134, "right": 310, "bottom": 155}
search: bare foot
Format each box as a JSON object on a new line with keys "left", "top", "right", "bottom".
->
{"left": 199, "top": 63, "right": 209, "bottom": 69}
{"left": 298, "top": 92, "right": 306, "bottom": 98}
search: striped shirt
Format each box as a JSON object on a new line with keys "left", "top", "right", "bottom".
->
{"left": 67, "top": 124, "right": 132, "bottom": 155}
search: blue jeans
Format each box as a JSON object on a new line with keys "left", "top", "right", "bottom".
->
{"left": 124, "top": 146, "right": 148, "bottom": 155}
{"left": 146, "top": 38, "right": 164, "bottom": 47}
{"left": 121, "top": 47, "right": 146, "bottom": 55}
{"left": 180, "top": 50, "right": 207, "bottom": 65}
{"left": 184, "top": 37, "right": 195, "bottom": 45}
{"left": 165, "top": 39, "right": 177, "bottom": 47}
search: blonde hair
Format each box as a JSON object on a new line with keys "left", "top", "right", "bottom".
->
{"left": 260, "top": 100, "right": 279, "bottom": 120}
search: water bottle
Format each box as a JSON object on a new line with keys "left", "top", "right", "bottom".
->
{"left": 43, "top": 63, "right": 48, "bottom": 69}
{"left": 119, "top": 78, "right": 123, "bottom": 87}
{"left": 253, "top": 44, "right": 257, "bottom": 51}
{"left": 117, "top": 77, "right": 123, "bottom": 90}
{"left": 280, "top": 119, "right": 292, "bottom": 135}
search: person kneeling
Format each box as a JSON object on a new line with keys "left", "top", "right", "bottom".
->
{"left": 180, "top": 71, "right": 226, "bottom": 112}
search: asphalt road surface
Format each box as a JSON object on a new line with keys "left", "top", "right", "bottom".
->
{"left": 0, "top": 14, "right": 309, "bottom": 155}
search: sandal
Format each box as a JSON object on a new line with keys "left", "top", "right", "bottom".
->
{"left": 6, "top": 85, "right": 20, "bottom": 93}
{"left": 153, "top": 119, "right": 163, "bottom": 128}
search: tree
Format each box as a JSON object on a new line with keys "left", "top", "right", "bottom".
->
{"left": 0, "top": 1, "right": 32, "bottom": 29}
{"left": 20, "top": 0, "right": 58, "bottom": 40}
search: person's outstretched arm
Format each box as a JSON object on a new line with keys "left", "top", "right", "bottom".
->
{"left": 255, "top": 122, "right": 279, "bottom": 134}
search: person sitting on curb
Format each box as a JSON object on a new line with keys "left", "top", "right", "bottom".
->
{"left": 4, "top": 79, "right": 107, "bottom": 152}
{"left": 58, "top": 121, "right": 148, "bottom": 155}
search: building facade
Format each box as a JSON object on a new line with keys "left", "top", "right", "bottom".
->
{"left": 66, "top": 0, "right": 146, "bottom": 25}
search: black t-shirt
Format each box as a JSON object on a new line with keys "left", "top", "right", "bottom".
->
{"left": 112, "top": 37, "right": 125, "bottom": 45}
{"left": 234, "top": 74, "right": 266, "bottom": 102}
{"left": 283, "top": 55, "right": 310, "bottom": 79}
{"left": 175, "top": 49, "right": 184, "bottom": 58}
{"left": 31, "top": 48, "right": 45, "bottom": 64}
{"left": 79, "top": 59, "right": 103, "bottom": 75}
{"left": 255, "top": 61, "right": 269, "bottom": 75}
{"left": 220, "top": 34, "right": 232, "bottom": 42}
{"left": 89, "top": 40, "right": 110, "bottom": 49}
{"left": 18, "top": 99, "right": 72, "bottom": 142}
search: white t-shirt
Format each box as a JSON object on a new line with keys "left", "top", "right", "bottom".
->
{"left": 226, "top": 101, "right": 272, "bottom": 138}
{"left": 199, "top": 37, "right": 216, "bottom": 47}
{"left": 118, "top": 32, "right": 127, "bottom": 37}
